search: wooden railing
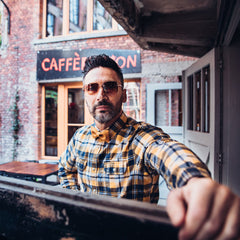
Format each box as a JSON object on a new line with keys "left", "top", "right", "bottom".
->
{"left": 0, "top": 176, "right": 178, "bottom": 240}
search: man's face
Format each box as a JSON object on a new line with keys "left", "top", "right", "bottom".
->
{"left": 84, "top": 67, "right": 126, "bottom": 127}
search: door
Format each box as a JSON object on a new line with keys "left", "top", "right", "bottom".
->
{"left": 42, "top": 83, "right": 93, "bottom": 160}
{"left": 183, "top": 49, "right": 219, "bottom": 179}
{"left": 64, "top": 84, "right": 93, "bottom": 146}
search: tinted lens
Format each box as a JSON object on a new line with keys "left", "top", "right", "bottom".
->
{"left": 103, "top": 81, "right": 118, "bottom": 93}
{"left": 86, "top": 83, "right": 99, "bottom": 94}
{"left": 85, "top": 81, "right": 120, "bottom": 95}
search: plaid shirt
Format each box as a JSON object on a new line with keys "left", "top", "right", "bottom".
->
{"left": 59, "top": 112, "right": 210, "bottom": 203}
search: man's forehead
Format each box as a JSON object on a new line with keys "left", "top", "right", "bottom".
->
{"left": 84, "top": 67, "right": 121, "bottom": 83}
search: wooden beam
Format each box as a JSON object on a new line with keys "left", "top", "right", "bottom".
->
{"left": 99, "top": 0, "right": 218, "bottom": 56}
{"left": 145, "top": 42, "right": 211, "bottom": 57}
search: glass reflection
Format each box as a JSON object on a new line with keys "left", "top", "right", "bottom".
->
{"left": 47, "top": 0, "right": 63, "bottom": 36}
{"left": 69, "top": 0, "right": 87, "bottom": 33}
{"left": 45, "top": 87, "right": 58, "bottom": 156}
{"left": 93, "top": 0, "right": 112, "bottom": 30}
{"left": 68, "top": 88, "right": 84, "bottom": 141}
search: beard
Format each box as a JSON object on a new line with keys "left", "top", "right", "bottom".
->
{"left": 87, "top": 99, "right": 123, "bottom": 124}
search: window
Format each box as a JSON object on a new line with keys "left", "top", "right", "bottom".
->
{"left": 155, "top": 88, "right": 182, "bottom": 127}
{"left": 146, "top": 82, "right": 183, "bottom": 143}
{"left": 45, "top": 87, "right": 58, "bottom": 156}
{"left": 69, "top": 0, "right": 87, "bottom": 33}
{"left": 93, "top": 0, "right": 112, "bottom": 30}
{"left": 46, "top": 0, "right": 63, "bottom": 37}
{"left": 43, "top": 0, "right": 121, "bottom": 38}
{"left": 187, "top": 65, "right": 210, "bottom": 132}
{"left": 123, "top": 80, "right": 141, "bottom": 121}
{"left": 67, "top": 87, "right": 85, "bottom": 142}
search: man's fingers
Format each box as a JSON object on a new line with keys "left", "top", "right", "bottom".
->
{"left": 217, "top": 196, "right": 240, "bottom": 240}
{"left": 190, "top": 184, "right": 233, "bottom": 240}
{"left": 178, "top": 179, "right": 215, "bottom": 240}
{"left": 167, "top": 189, "right": 186, "bottom": 227}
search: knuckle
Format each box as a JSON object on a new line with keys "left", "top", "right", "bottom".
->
{"left": 204, "top": 220, "right": 220, "bottom": 235}
{"left": 222, "top": 227, "right": 239, "bottom": 240}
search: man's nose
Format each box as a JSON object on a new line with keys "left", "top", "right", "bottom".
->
{"left": 96, "top": 86, "right": 108, "bottom": 101}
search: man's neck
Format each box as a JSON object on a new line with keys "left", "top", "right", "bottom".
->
{"left": 95, "top": 111, "right": 122, "bottom": 131}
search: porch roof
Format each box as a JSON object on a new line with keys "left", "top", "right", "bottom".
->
{"left": 99, "top": 0, "right": 240, "bottom": 57}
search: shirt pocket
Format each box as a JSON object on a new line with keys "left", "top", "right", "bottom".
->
{"left": 104, "top": 161, "right": 127, "bottom": 175}
{"left": 76, "top": 158, "right": 87, "bottom": 172}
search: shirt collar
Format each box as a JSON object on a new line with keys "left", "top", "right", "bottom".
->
{"left": 109, "top": 112, "right": 128, "bottom": 138}
{"left": 91, "top": 112, "right": 128, "bottom": 141}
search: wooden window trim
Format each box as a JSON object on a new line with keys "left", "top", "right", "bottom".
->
{"left": 42, "top": 0, "right": 120, "bottom": 38}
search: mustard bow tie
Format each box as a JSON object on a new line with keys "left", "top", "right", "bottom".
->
{"left": 91, "top": 126, "right": 110, "bottom": 142}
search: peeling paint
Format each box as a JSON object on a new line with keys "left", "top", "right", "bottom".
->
{"left": 25, "top": 196, "right": 57, "bottom": 222}
{"left": 57, "top": 208, "right": 70, "bottom": 226}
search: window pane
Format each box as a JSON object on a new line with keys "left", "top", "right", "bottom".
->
{"left": 188, "top": 75, "right": 193, "bottom": 130}
{"left": 155, "top": 90, "right": 169, "bottom": 126}
{"left": 203, "top": 65, "right": 210, "bottom": 132}
{"left": 69, "top": 0, "right": 87, "bottom": 33}
{"left": 195, "top": 71, "right": 201, "bottom": 131}
{"left": 68, "top": 88, "right": 84, "bottom": 124}
{"left": 123, "top": 82, "right": 140, "bottom": 120}
{"left": 68, "top": 126, "right": 79, "bottom": 142}
{"left": 47, "top": 0, "right": 63, "bottom": 36}
{"left": 45, "top": 87, "right": 58, "bottom": 156}
{"left": 93, "top": 0, "right": 112, "bottom": 30}
{"left": 171, "top": 89, "right": 182, "bottom": 126}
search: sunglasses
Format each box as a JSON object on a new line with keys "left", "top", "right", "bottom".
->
{"left": 84, "top": 81, "right": 123, "bottom": 95}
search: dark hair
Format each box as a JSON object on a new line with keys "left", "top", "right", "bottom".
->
{"left": 83, "top": 54, "right": 124, "bottom": 86}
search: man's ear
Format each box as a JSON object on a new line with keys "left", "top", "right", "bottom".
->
{"left": 122, "top": 89, "right": 127, "bottom": 103}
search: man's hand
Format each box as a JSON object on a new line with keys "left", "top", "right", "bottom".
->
{"left": 167, "top": 178, "right": 240, "bottom": 240}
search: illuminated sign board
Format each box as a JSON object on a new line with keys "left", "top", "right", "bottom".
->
{"left": 37, "top": 49, "right": 141, "bottom": 81}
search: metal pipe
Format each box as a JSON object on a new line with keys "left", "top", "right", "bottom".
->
{"left": 0, "top": 0, "right": 10, "bottom": 34}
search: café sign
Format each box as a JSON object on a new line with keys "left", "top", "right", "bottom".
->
{"left": 37, "top": 49, "right": 141, "bottom": 81}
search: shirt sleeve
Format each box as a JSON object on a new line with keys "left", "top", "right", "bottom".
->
{"left": 58, "top": 136, "right": 79, "bottom": 190}
{"left": 145, "top": 139, "right": 211, "bottom": 189}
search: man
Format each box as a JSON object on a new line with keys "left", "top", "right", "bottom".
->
{"left": 59, "top": 54, "right": 240, "bottom": 240}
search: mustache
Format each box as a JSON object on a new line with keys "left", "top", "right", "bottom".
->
{"left": 93, "top": 100, "right": 113, "bottom": 111}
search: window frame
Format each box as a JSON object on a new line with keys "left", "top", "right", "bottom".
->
{"left": 146, "top": 82, "right": 183, "bottom": 142}
{"left": 42, "top": 0, "right": 120, "bottom": 39}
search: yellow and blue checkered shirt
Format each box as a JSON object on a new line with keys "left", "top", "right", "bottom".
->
{"left": 58, "top": 112, "right": 210, "bottom": 203}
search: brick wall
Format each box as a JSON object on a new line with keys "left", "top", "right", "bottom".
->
{"left": 0, "top": 0, "right": 197, "bottom": 162}
{"left": 0, "top": 0, "right": 40, "bottom": 162}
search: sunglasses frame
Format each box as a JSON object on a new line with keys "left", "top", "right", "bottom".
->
{"left": 84, "top": 81, "right": 123, "bottom": 95}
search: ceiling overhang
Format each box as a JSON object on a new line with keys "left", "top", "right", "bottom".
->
{"left": 98, "top": 0, "right": 240, "bottom": 57}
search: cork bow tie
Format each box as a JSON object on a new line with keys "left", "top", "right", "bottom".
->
{"left": 91, "top": 126, "right": 110, "bottom": 142}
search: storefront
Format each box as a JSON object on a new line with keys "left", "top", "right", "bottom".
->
{"left": 37, "top": 49, "right": 142, "bottom": 160}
